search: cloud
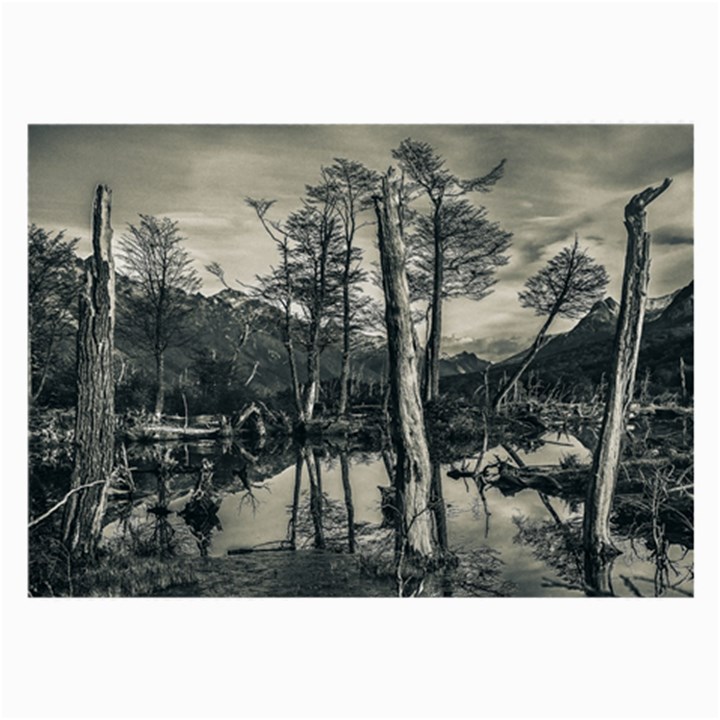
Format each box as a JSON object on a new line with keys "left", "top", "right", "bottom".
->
{"left": 652, "top": 224, "right": 694, "bottom": 246}
{"left": 29, "top": 125, "right": 693, "bottom": 352}
{"left": 157, "top": 212, "right": 235, "bottom": 230}
{"left": 443, "top": 334, "right": 531, "bottom": 362}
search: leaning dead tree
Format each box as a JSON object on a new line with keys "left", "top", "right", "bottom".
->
{"left": 61, "top": 185, "right": 116, "bottom": 557}
{"left": 373, "top": 169, "right": 435, "bottom": 560}
{"left": 583, "top": 178, "right": 672, "bottom": 583}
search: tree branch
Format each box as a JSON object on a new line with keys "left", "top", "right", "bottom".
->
{"left": 29, "top": 480, "right": 107, "bottom": 529}
{"left": 625, "top": 178, "right": 673, "bottom": 218}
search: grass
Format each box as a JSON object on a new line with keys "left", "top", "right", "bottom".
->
{"left": 74, "top": 553, "right": 197, "bottom": 597}
{"left": 29, "top": 520, "right": 198, "bottom": 597}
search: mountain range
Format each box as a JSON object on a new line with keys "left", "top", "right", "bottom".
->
{"left": 442, "top": 280, "right": 693, "bottom": 399}
{"left": 111, "top": 274, "right": 693, "bottom": 410}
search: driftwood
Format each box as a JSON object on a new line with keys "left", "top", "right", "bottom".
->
{"left": 459, "top": 455, "right": 688, "bottom": 499}
{"left": 227, "top": 542, "right": 290, "bottom": 555}
{"left": 632, "top": 403, "right": 693, "bottom": 418}
{"left": 124, "top": 425, "right": 222, "bottom": 442}
{"left": 232, "top": 402, "right": 266, "bottom": 438}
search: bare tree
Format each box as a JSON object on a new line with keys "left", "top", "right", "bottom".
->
{"left": 248, "top": 189, "right": 346, "bottom": 423}
{"left": 118, "top": 215, "right": 201, "bottom": 417}
{"left": 28, "top": 225, "right": 79, "bottom": 404}
{"left": 244, "top": 198, "right": 304, "bottom": 420}
{"left": 61, "top": 186, "right": 115, "bottom": 557}
{"left": 492, "top": 236, "right": 609, "bottom": 411}
{"left": 392, "top": 138, "right": 506, "bottom": 403}
{"left": 289, "top": 189, "right": 344, "bottom": 420}
{"left": 373, "top": 168, "right": 435, "bottom": 560}
{"left": 320, "top": 159, "right": 378, "bottom": 416}
{"left": 583, "top": 179, "right": 672, "bottom": 591}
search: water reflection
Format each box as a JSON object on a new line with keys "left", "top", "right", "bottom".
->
{"left": 91, "top": 432, "right": 693, "bottom": 597}
{"left": 177, "top": 459, "right": 222, "bottom": 557}
{"left": 147, "top": 449, "right": 177, "bottom": 557}
{"left": 340, "top": 452, "right": 356, "bottom": 554}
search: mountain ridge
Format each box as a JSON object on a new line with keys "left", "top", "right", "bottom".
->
{"left": 110, "top": 271, "right": 692, "bottom": 411}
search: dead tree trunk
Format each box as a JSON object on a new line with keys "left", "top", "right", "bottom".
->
{"left": 303, "top": 343, "right": 320, "bottom": 421}
{"left": 423, "top": 204, "right": 444, "bottom": 404}
{"left": 430, "top": 460, "right": 448, "bottom": 552}
{"left": 340, "top": 451, "right": 355, "bottom": 553}
{"left": 153, "top": 350, "right": 164, "bottom": 417}
{"left": 583, "top": 178, "right": 672, "bottom": 570}
{"left": 338, "top": 247, "right": 353, "bottom": 417}
{"left": 679, "top": 356, "right": 687, "bottom": 404}
{"left": 62, "top": 185, "right": 116, "bottom": 558}
{"left": 373, "top": 169, "right": 435, "bottom": 560}
{"left": 492, "top": 295, "right": 556, "bottom": 411}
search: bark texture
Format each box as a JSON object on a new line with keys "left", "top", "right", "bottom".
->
{"left": 338, "top": 246, "right": 353, "bottom": 417}
{"left": 62, "top": 185, "right": 116, "bottom": 557}
{"left": 154, "top": 351, "right": 164, "bottom": 416}
{"left": 583, "top": 178, "right": 672, "bottom": 570}
{"left": 373, "top": 170, "right": 435, "bottom": 559}
{"left": 423, "top": 205, "right": 444, "bottom": 404}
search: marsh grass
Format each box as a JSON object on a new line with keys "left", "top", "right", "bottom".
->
{"left": 29, "top": 518, "right": 198, "bottom": 597}
{"left": 73, "top": 552, "right": 197, "bottom": 597}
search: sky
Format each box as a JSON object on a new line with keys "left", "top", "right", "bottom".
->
{"left": 28, "top": 124, "right": 693, "bottom": 361}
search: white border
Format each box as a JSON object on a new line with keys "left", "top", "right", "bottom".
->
{"left": 2, "top": 2, "right": 719, "bottom": 719}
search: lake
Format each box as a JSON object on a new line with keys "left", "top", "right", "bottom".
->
{"left": 91, "top": 431, "right": 694, "bottom": 598}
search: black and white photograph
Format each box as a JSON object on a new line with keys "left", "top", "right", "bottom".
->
{"left": 3, "top": 2, "right": 719, "bottom": 719}
{"left": 27, "top": 124, "right": 694, "bottom": 598}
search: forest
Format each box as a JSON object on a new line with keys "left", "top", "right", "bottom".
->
{"left": 28, "top": 135, "right": 694, "bottom": 598}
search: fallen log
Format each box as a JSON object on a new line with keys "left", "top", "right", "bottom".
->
{"left": 124, "top": 425, "right": 221, "bottom": 442}
{"left": 488, "top": 455, "right": 692, "bottom": 498}
{"left": 491, "top": 464, "right": 585, "bottom": 496}
{"left": 227, "top": 542, "right": 291, "bottom": 555}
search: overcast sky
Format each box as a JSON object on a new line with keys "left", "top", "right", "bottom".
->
{"left": 28, "top": 124, "right": 693, "bottom": 360}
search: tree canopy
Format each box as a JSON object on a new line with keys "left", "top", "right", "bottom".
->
{"left": 118, "top": 214, "right": 201, "bottom": 414}
{"left": 407, "top": 199, "right": 512, "bottom": 304}
{"left": 28, "top": 225, "right": 79, "bottom": 403}
{"left": 519, "top": 237, "right": 610, "bottom": 319}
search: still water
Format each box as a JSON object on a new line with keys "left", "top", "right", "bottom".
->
{"left": 102, "top": 433, "right": 694, "bottom": 598}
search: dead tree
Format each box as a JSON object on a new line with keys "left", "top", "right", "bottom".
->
{"left": 583, "top": 178, "right": 672, "bottom": 574}
{"left": 61, "top": 185, "right": 116, "bottom": 557}
{"left": 373, "top": 169, "right": 435, "bottom": 559}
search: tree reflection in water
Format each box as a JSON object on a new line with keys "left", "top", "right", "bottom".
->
{"left": 284, "top": 446, "right": 360, "bottom": 553}
{"left": 146, "top": 449, "right": 177, "bottom": 558}
{"left": 93, "top": 430, "right": 692, "bottom": 596}
{"left": 614, "top": 465, "right": 694, "bottom": 598}
{"left": 287, "top": 451, "right": 303, "bottom": 550}
{"left": 340, "top": 451, "right": 355, "bottom": 553}
{"left": 178, "top": 459, "right": 222, "bottom": 557}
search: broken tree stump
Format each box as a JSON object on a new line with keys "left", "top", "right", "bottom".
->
{"left": 62, "top": 185, "right": 116, "bottom": 557}
{"left": 583, "top": 178, "right": 672, "bottom": 566}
